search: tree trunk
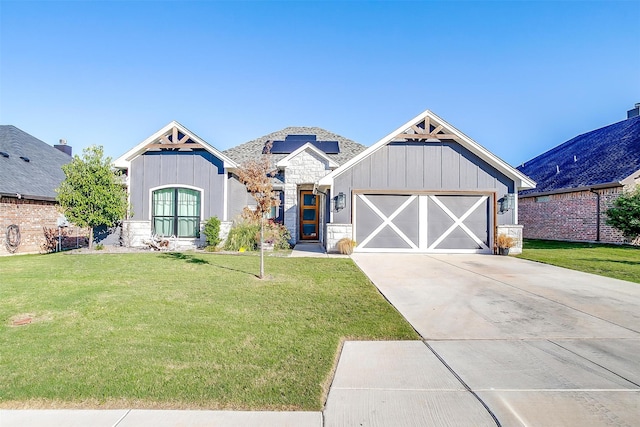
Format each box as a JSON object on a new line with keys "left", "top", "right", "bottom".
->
{"left": 259, "top": 217, "right": 265, "bottom": 279}
{"left": 88, "top": 227, "right": 94, "bottom": 250}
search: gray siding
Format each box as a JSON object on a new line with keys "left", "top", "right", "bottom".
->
{"left": 333, "top": 141, "right": 514, "bottom": 223}
{"left": 227, "top": 175, "right": 249, "bottom": 221}
{"left": 130, "top": 151, "right": 226, "bottom": 221}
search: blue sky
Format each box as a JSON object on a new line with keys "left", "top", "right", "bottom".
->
{"left": 1, "top": 0, "right": 639, "bottom": 166}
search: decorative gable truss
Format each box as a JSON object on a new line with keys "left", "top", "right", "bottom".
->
{"left": 392, "top": 115, "right": 457, "bottom": 141}
{"left": 143, "top": 126, "right": 205, "bottom": 152}
{"left": 113, "top": 121, "right": 237, "bottom": 170}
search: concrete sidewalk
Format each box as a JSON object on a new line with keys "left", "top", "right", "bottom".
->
{"left": 0, "top": 409, "right": 321, "bottom": 427}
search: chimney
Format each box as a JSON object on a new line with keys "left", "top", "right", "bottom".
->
{"left": 628, "top": 103, "right": 640, "bottom": 119}
{"left": 54, "top": 139, "right": 72, "bottom": 156}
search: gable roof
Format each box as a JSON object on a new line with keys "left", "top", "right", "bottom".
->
{"left": 0, "top": 125, "right": 72, "bottom": 200}
{"left": 319, "top": 109, "right": 536, "bottom": 189}
{"left": 222, "top": 126, "right": 367, "bottom": 166}
{"left": 275, "top": 142, "right": 339, "bottom": 168}
{"left": 113, "top": 121, "right": 237, "bottom": 169}
{"left": 518, "top": 115, "right": 640, "bottom": 195}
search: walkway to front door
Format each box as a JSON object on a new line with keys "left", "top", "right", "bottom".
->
{"left": 299, "top": 190, "right": 319, "bottom": 240}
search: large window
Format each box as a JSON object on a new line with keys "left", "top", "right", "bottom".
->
{"left": 152, "top": 188, "right": 201, "bottom": 237}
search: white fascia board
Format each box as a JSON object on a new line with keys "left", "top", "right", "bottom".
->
{"left": 275, "top": 142, "right": 339, "bottom": 168}
{"left": 319, "top": 109, "right": 536, "bottom": 190}
{"left": 112, "top": 121, "right": 238, "bottom": 170}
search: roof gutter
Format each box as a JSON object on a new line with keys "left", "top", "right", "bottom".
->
{"left": 518, "top": 181, "right": 623, "bottom": 198}
{"left": 0, "top": 192, "right": 58, "bottom": 202}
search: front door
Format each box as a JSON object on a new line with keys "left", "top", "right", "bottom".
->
{"left": 299, "top": 190, "right": 319, "bottom": 240}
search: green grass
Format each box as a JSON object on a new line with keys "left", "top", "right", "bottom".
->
{"left": 518, "top": 239, "right": 640, "bottom": 283}
{"left": 0, "top": 252, "right": 418, "bottom": 410}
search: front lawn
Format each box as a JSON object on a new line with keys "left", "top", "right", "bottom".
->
{"left": 518, "top": 239, "right": 640, "bottom": 284}
{"left": 0, "top": 252, "right": 417, "bottom": 410}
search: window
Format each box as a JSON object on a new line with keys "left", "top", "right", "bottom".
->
{"left": 152, "top": 188, "right": 201, "bottom": 237}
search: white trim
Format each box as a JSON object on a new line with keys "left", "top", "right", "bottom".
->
{"left": 148, "top": 184, "right": 205, "bottom": 223}
{"left": 419, "top": 195, "right": 429, "bottom": 249}
{"left": 275, "top": 142, "right": 339, "bottom": 168}
{"left": 113, "top": 121, "right": 238, "bottom": 170}
{"left": 223, "top": 173, "right": 228, "bottom": 221}
{"left": 357, "top": 194, "right": 418, "bottom": 250}
{"left": 353, "top": 193, "right": 492, "bottom": 253}
{"left": 319, "top": 109, "right": 536, "bottom": 190}
{"left": 428, "top": 195, "right": 490, "bottom": 250}
{"left": 354, "top": 248, "right": 490, "bottom": 254}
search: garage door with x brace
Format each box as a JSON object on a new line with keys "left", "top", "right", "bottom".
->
{"left": 353, "top": 193, "right": 492, "bottom": 253}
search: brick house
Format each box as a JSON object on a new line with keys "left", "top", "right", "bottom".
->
{"left": 517, "top": 105, "right": 640, "bottom": 243}
{"left": 0, "top": 126, "right": 74, "bottom": 255}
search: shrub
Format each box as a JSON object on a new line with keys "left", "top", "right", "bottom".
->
{"left": 224, "top": 221, "right": 260, "bottom": 251}
{"left": 337, "top": 237, "right": 356, "bottom": 255}
{"left": 496, "top": 234, "right": 515, "bottom": 248}
{"left": 263, "top": 220, "right": 292, "bottom": 250}
{"left": 42, "top": 227, "right": 67, "bottom": 253}
{"left": 223, "top": 219, "right": 291, "bottom": 251}
{"left": 203, "top": 216, "right": 221, "bottom": 248}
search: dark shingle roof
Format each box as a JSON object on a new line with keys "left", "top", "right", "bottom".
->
{"left": 223, "top": 126, "right": 367, "bottom": 166}
{"left": 518, "top": 116, "right": 640, "bottom": 195}
{"left": 0, "top": 125, "right": 72, "bottom": 200}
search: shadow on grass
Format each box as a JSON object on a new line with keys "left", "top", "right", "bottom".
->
{"left": 160, "top": 252, "right": 260, "bottom": 277}
{"left": 161, "top": 252, "right": 210, "bottom": 264}
{"left": 574, "top": 258, "right": 640, "bottom": 266}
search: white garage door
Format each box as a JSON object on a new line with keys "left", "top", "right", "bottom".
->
{"left": 353, "top": 193, "right": 492, "bottom": 253}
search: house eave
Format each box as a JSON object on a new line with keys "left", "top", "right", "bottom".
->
{"left": 113, "top": 121, "right": 238, "bottom": 170}
{"left": 518, "top": 181, "right": 624, "bottom": 198}
{"left": 0, "top": 192, "right": 57, "bottom": 202}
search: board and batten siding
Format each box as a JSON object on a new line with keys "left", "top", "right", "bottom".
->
{"left": 332, "top": 141, "right": 515, "bottom": 224}
{"left": 130, "top": 151, "right": 226, "bottom": 221}
{"left": 226, "top": 175, "right": 249, "bottom": 221}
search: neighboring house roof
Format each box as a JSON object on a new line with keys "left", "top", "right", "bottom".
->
{"left": 0, "top": 125, "right": 72, "bottom": 200}
{"left": 319, "top": 109, "right": 536, "bottom": 190}
{"left": 518, "top": 115, "right": 640, "bottom": 196}
{"left": 113, "top": 121, "right": 238, "bottom": 169}
{"left": 222, "top": 126, "right": 367, "bottom": 166}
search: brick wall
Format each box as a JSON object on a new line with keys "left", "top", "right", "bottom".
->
{"left": 1, "top": 197, "right": 88, "bottom": 255}
{"left": 519, "top": 187, "right": 626, "bottom": 243}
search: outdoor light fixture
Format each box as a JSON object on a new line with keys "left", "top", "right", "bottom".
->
{"left": 499, "top": 194, "right": 515, "bottom": 213}
{"left": 334, "top": 192, "right": 346, "bottom": 211}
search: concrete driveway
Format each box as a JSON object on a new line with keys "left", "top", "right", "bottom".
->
{"left": 325, "top": 254, "right": 640, "bottom": 426}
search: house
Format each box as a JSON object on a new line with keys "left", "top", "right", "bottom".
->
{"left": 115, "top": 111, "right": 534, "bottom": 254}
{"left": 317, "top": 110, "right": 535, "bottom": 254}
{"left": 114, "top": 122, "right": 367, "bottom": 248}
{"left": 0, "top": 125, "right": 73, "bottom": 255}
{"left": 517, "top": 105, "right": 640, "bottom": 243}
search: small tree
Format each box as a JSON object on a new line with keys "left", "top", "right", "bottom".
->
{"left": 56, "top": 145, "right": 128, "bottom": 249}
{"left": 236, "top": 141, "right": 280, "bottom": 278}
{"left": 606, "top": 187, "right": 640, "bottom": 242}
{"left": 203, "top": 216, "right": 221, "bottom": 248}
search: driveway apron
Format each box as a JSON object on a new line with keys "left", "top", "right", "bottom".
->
{"left": 327, "top": 253, "right": 640, "bottom": 427}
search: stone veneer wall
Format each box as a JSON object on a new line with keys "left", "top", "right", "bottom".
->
{"left": 283, "top": 150, "right": 333, "bottom": 243}
{"left": 496, "top": 224, "right": 523, "bottom": 255}
{"left": 326, "top": 223, "right": 353, "bottom": 253}
{"left": 121, "top": 220, "right": 232, "bottom": 249}
{"left": 519, "top": 187, "right": 626, "bottom": 244}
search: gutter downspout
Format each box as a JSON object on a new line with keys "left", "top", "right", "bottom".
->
{"left": 589, "top": 188, "right": 600, "bottom": 241}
